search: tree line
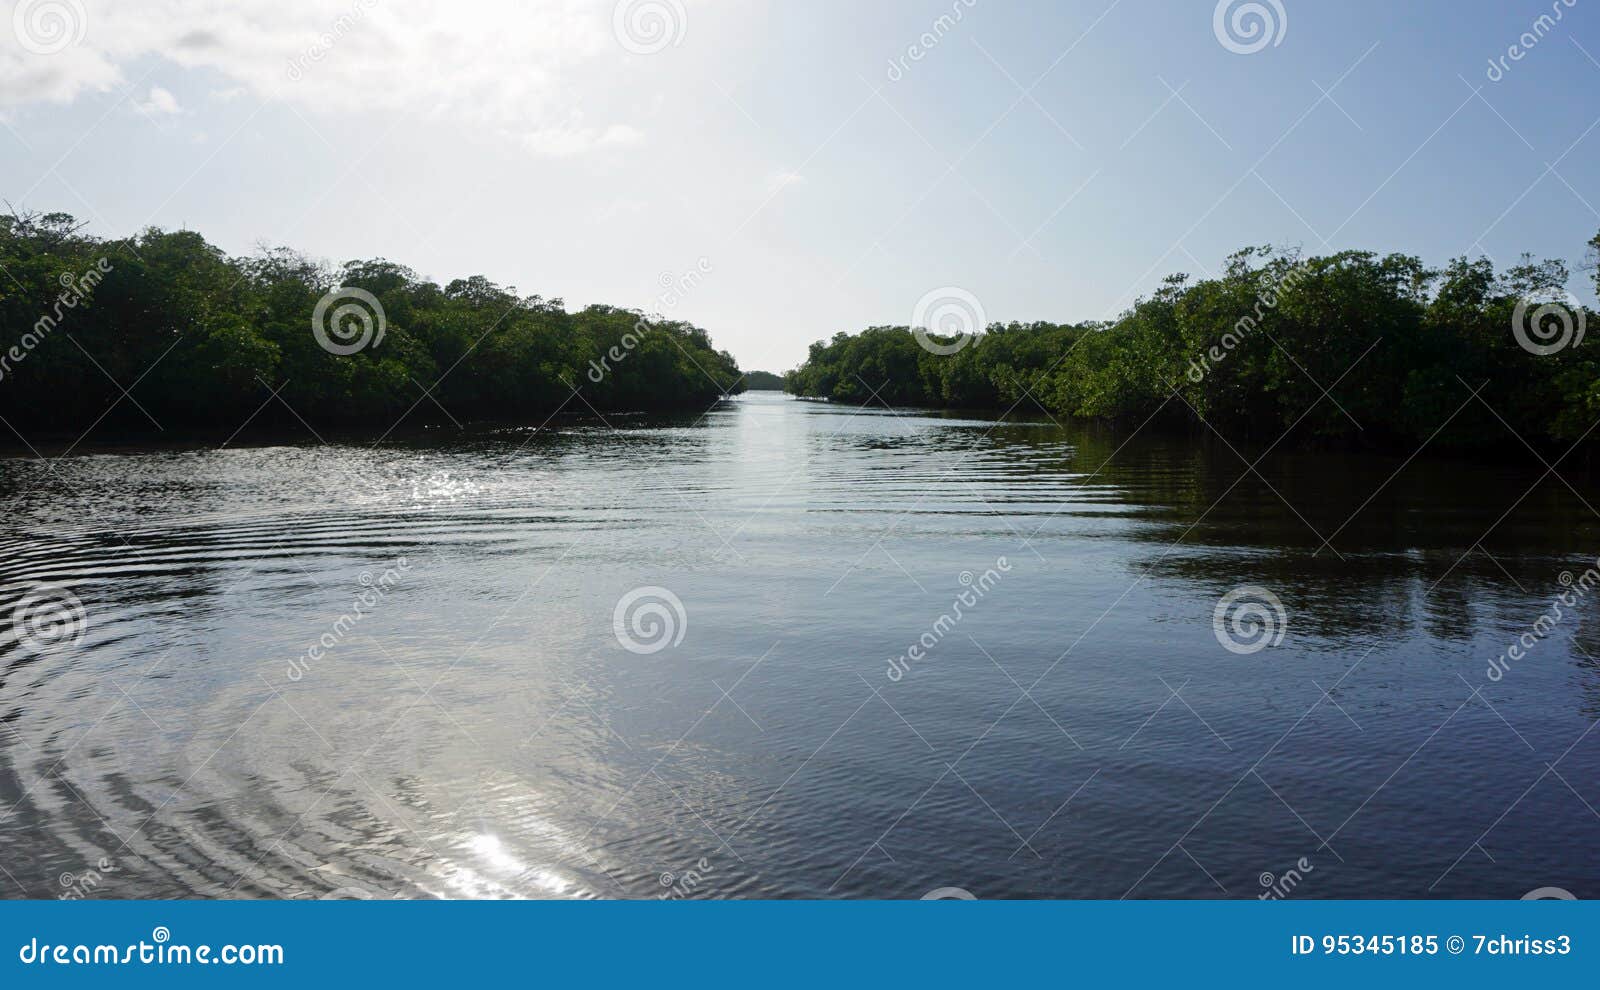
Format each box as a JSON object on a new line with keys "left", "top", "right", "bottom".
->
{"left": 742, "top": 370, "right": 785, "bottom": 389}
{"left": 785, "top": 234, "right": 1600, "bottom": 453}
{"left": 0, "top": 211, "right": 745, "bottom": 437}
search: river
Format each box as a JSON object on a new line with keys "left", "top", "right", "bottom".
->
{"left": 1, "top": 391, "right": 1596, "bottom": 899}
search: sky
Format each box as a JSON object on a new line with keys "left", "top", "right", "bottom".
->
{"left": 1, "top": 0, "right": 1597, "bottom": 373}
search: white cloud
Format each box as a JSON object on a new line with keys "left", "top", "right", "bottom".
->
{"left": 134, "top": 85, "right": 181, "bottom": 115}
{"left": 513, "top": 113, "right": 646, "bottom": 157}
{"left": 0, "top": 0, "right": 651, "bottom": 155}
{"left": 598, "top": 124, "right": 644, "bottom": 147}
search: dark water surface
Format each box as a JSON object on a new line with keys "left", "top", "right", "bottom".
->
{"left": 2, "top": 391, "right": 1598, "bottom": 899}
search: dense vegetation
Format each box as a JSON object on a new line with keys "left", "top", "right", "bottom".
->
{"left": 0, "top": 211, "right": 744, "bottom": 436}
{"left": 787, "top": 236, "right": 1600, "bottom": 452}
{"left": 743, "top": 370, "right": 786, "bottom": 390}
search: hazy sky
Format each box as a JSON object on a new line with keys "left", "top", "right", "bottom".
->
{"left": 2, "top": 0, "right": 1597, "bottom": 372}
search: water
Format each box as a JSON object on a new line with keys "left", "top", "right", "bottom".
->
{"left": 1, "top": 391, "right": 1597, "bottom": 899}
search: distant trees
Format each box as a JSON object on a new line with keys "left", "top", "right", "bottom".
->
{"left": 0, "top": 211, "right": 744, "bottom": 435}
{"left": 787, "top": 237, "right": 1600, "bottom": 452}
{"left": 742, "top": 370, "right": 786, "bottom": 390}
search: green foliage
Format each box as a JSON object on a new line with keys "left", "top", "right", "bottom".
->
{"left": 0, "top": 212, "right": 744, "bottom": 434}
{"left": 788, "top": 239, "right": 1600, "bottom": 452}
{"left": 743, "top": 370, "right": 785, "bottom": 390}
